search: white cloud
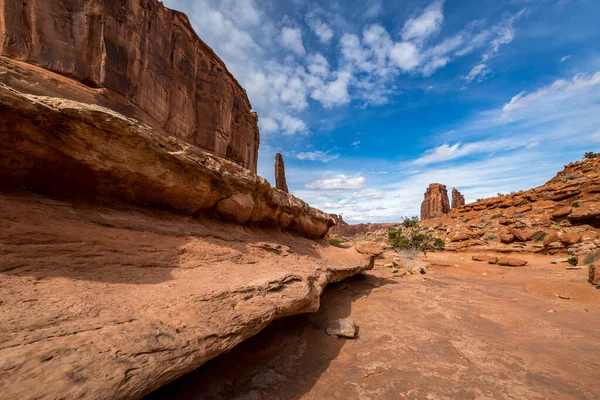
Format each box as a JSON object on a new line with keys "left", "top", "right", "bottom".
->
{"left": 280, "top": 114, "right": 307, "bottom": 135}
{"left": 390, "top": 42, "right": 421, "bottom": 71}
{"left": 295, "top": 151, "right": 340, "bottom": 162}
{"left": 365, "top": 0, "right": 383, "bottom": 18}
{"left": 310, "top": 69, "right": 352, "bottom": 107}
{"left": 259, "top": 117, "right": 278, "bottom": 134}
{"left": 354, "top": 189, "right": 384, "bottom": 199}
{"left": 306, "top": 174, "right": 366, "bottom": 190}
{"left": 280, "top": 27, "right": 306, "bottom": 56}
{"left": 402, "top": 1, "right": 445, "bottom": 42}
{"left": 560, "top": 55, "right": 571, "bottom": 62}
{"left": 307, "top": 17, "right": 334, "bottom": 44}
{"left": 465, "top": 63, "right": 490, "bottom": 82}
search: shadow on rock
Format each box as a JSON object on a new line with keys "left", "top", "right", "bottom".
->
{"left": 145, "top": 273, "right": 395, "bottom": 400}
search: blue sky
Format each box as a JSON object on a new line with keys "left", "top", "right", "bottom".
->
{"left": 163, "top": 0, "right": 600, "bottom": 223}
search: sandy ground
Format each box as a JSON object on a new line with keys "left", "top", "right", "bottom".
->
{"left": 147, "top": 252, "right": 600, "bottom": 400}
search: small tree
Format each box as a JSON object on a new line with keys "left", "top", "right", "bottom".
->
{"left": 388, "top": 223, "right": 445, "bottom": 255}
{"left": 401, "top": 215, "right": 420, "bottom": 229}
{"left": 584, "top": 152, "right": 598, "bottom": 160}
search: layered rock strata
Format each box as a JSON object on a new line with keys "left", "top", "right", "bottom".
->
{"left": 421, "top": 184, "right": 451, "bottom": 220}
{"left": 275, "top": 153, "right": 289, "bottom": 193}
{"left": 0, "top": 0, "right": 259, "bottom": 172}
{"left": 0, "top": 83, "right": 331, "bottom": 237}
{"left": 452, "top": 188, "right": 466, "bottom": 208}
{"left": 0, "top": 192, "right": 372, "bottom": 400}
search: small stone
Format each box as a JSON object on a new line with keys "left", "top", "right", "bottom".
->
{"left": 551, "top": 258, "right": 569, "bottom": 264}
{"left": 326, "top": 318, "right": 356, "bottom": 339}
{"left": 554, "top": 294, "right": 571, "bottom": 300}
{"left": 383, "top": 263, "right": 394, "bottom": 268}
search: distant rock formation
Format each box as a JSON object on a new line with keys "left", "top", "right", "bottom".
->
{"left": 0, "top": 0, "right": 260, "bottom": 172}
{"left": 421, "top": 184, "right": 450, "bottom": 220}
{"left": 275, "top": 153, "right": 289, "bottom": 193}
{"left": 328, "top": 214, "right": 396, "bottom": 238}
{"left": 452, "top": 188, "right": 466, "bottom": 208}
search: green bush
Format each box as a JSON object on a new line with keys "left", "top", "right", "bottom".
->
{"left": 584, "top": 151, "right": 598, "bottom": 160}
{"left": 533, "top": 231, "right": 547, "bottom": 242}
{"left": 483, "top": 232, "right": 497, "bottom": 240}
{"left": 551, "top": 224, "right": 561, "bottom": 231}
{"left": 584, "top": 251, "right": 600, "bottom": 265}
{"left": 327, "top": 238, "right": 342, "bottom": 246}
{"left": 567, "top": 257, "right": 578, "bottom": 266}
{"left": 401, "top": 216, "right": 420, "bottom": 229}
{"left": 572, "top": 202, "right": 580, "bottom": 208}
{"left": 518, "top": 199, "right": 530, "bottom": 206}
{"left": 388, "top": 224, "right": 445, "bottom": 255}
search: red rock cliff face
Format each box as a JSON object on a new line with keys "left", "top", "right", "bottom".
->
{"left": 452, "top": 188, "right": 466, "bottom": 208}
{"left": 0, "top": 0, "right": 259, "bottom": 172}
{"left": 421, "top": 184, "right": 450, "bottom": 220}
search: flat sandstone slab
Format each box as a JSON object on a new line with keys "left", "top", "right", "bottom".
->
{"left": 0, "top": 193, "right": 371, "bottom": 399}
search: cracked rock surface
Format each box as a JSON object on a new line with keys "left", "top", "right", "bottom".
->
{"left": 0, "top": 192, "right": 371, "bottom": 399}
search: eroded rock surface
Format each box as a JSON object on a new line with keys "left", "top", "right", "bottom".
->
{"left": 275, "top": 153, "right": 289, "bottom": 193}
{"left": 452, "top": 188, "right": 466, "bottom": 208}
{"left": 0, "top": 84, "right": 332, "bottom": 238}
{"left": 0, "top": 0, "right": 259, "bottom": 171}
{"left": 421, "top": 183, "right": 451, "bottom": 220}
{"left": 0, "top": 192, "right": 372, "bottom": 400}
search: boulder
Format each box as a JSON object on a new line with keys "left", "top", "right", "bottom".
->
{"left": 590, "top": 265, "right": 600, "bottom": 285}
{"left": 497, "top": 257, "right": 528, "bottom": 267}
{"left": 451, "top": 232, "right": 471, "bottom": 242}
{"left": 569, "top": 204, "right": 600, "bottom": 221}
{"left": 560, "top": 232, "right": 582, "bottom": 245}
{"left": 543, "top": 231, "right": 560, "bottom": 247}
{"left": 510, "top": 228, "right": 529, "bottom": 242}
{"left": 326, "top": 318, "right": 357, "bottom": 339}
{"left": 488, "top": 256, "right": 499, "bottom": 264}
{"left": 421, "top": 184, "right": 451, "bottom": 220}
{"left": 472, "top": 255, "right": 490, "bottom": 262}
{"left": 500, "top": 233, "right": 515, "bottom": 244}
{"left": 354, "top": 242, "right": 383, "bottom": 256}
{"left": 551, "top": 207, "right": 572, "bottom": 219}
{"left": 0, "top": 0, "right": 260, "bottom": 172}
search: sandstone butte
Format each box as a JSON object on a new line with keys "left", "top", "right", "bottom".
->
{"left": 420, "top": 183, "right": 451, "bottom": 220}
{"left": 0, "top": 1, "right": 374, "bottom": 399}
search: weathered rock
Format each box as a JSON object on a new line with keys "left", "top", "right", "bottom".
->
{"left": 510, "top": 228, "right": 530, "bottom": 242}
{"left": 0, "top": 192, "right": 371, "bottom": 400}
{"left": 472, "top": 255, "right": 491, "bottom": 262}
{"left": 497, "top": 257, "right": 528, "bottom": 267}
{"left": 543, "top": 231, "right": 560, "bottom": 247}
{"left": 551, "top": 258, "right": 569, "bottom": 264}
{"left": 421, "top": 184, "right": 450, "bottom": 220}
{"left": 451, "top": 232, "right": 471, "bottom": 242}
{"left": 488, "top": 256, "right": 499, "bottom": 264}
{"left": 590, "top": 264, "right": 600, "bottom": 285}
{"left": 326, "top": 318, "right": 357, "bottom": 339}
{"left": 275, "top": 153, "right": 289, "bottom": 193}
{"left": 560, "top": 232, "right": 582, "bottom": 245}
{"left": 0, "top": 0, "right": 260, "bottom": 172}
{"left": 452, "top": 188, "right": 466, "bottom": 209}
{"left": 500, "top": 233, "right": 516, "bottom": 244}
{"left": 569, "top": 204, "right": 600, "bottom": 222}
{"left": 552, "top": 207, "right": 572, "bottom": 219}
{"left": 0, "top": 83, "right": 331, "bottom": 238}
{"left": 354, "top": 242, "right": 383, "bottom": 256}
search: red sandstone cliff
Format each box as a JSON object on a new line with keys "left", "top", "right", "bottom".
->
{"left": 421, "top": 184, "right": 450, "bottom": 220}
{"left": 452, "top": 188, "right": 466, "bottom": 209}
{"left": 0, "top": 0, "right": 259, "bottom": 172}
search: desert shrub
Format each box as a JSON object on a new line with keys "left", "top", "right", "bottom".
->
{"left": 483, "top": 232, "right": 497, "bottom": 240}
{"left": 327, "top": 238, "right": 342, "bottom": 246}
{"left": 567, "top": 257, "right": 578, "bottom": 266}
{"left": 584, "top": 151, "right": 598, "bottom": 160}
{"left": 584, "top": 251, "right": 600, "bottom": 265}
{"left": 388, "top": 224, "right": 445, "bottom": 255}
{"left": 491, "top": 212, "right": 503, "bottom": 219}
{"left": 563, "top": 173, "right": 580, "bottom": 181}
{"left": 476, "top": 198, "right": 483, "bottom": 202}
{"left": 402, "top": 216, "right": 420, "bottom": 229}
{"left": 572, "top": 202, "right": 580, "bottom": 208}
{"left": 551, "top": 224, "right": 561, "bottom": 230}
{"left": 518, "top": 199, "right": 530, "bottom": 206}
{"left": 533, "top": 231, "right": 547, "bottom": 242}
{"left": 543, "top": 192, "right": 553, "bottom": 200}
{"left": 497, "top": 193, "right": 504, "bottom": 196}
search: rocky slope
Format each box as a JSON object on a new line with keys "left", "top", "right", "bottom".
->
{"left": 421, "top": 157, "right": 600, "bottom": 257}
{"left": 0, "top": 83, "right": 331, "bottom": 238}
{"left": 0, "top": 0, "right": 259, "bottom": 172}
{"left": 0, "top": 192, "right": 372, "bottom": 400}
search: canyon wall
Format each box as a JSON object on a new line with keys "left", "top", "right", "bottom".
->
{"left": 0, "top": 0, "right": 259, "bottom": 172}
{"left": 421, "top": 184, "right": 451, "bottom": 220}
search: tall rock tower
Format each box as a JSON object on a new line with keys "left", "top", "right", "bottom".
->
{"left": 420, "top": 184, "right": 450, "bottom": 220}
{"left": 275, "top": 153, "right": 289, "bottom": 193}
{"left": 451, "top": 188, "right": 466, "bottom": 208}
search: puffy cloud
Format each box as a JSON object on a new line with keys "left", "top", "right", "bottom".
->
{"left": 306, "top": 175, "right": 366, "bottom": 190}
{"left": 365, "top": 0, "right": 383, "bottom": 18}
{"left": 402, "top": 1, "right": 445, "bottom": 42}
{"left": 280, "top": 27, "right": 306, "bottom": 56}
{"left": 307, "top": 17, "right": 334, "bottom": 44}
{"left": 390, "top": 42, "right": 421, "bottom": 71}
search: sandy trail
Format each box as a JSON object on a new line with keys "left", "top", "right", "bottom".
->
{"left": 147, "top": 252, "right": 600, "bottom": 400}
